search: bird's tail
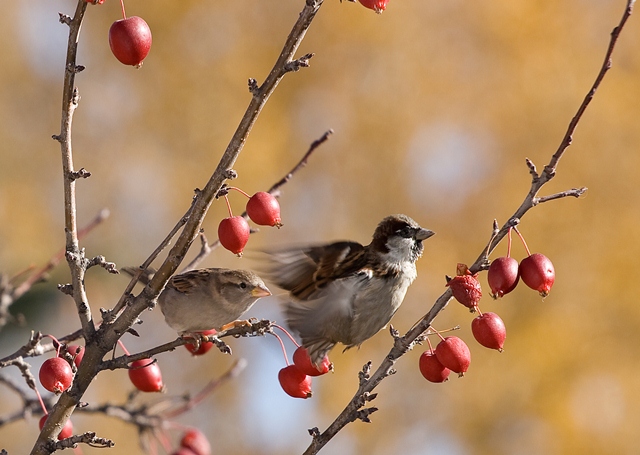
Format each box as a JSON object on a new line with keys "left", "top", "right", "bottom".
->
{"left": 285, "top": 301, "right": 336, "bottom": 366}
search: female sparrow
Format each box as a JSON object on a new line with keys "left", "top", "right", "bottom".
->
{"left": 123, "top": 267, "right": 271, "bottom": 334}
{"left": 264, "top": 214, "right": 434, "bottom": 364}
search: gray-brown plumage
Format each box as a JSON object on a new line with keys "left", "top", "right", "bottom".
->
{"left": 123, "top": 267, "right": 271, "bottom": 334}
{"left": 263, "top": 214, "right": 434, "bottom": 364}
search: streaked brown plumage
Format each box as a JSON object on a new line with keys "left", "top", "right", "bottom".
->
{"left": 123, "top": 267, "right": 271, "bottom": 334}
{"left": 264, "top": 214, "right": 434, "bottom": 364}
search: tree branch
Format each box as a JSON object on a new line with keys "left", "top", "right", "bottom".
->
{"left": 301, "top": 1, "right": 635, "bottom": 453}
{"left": 31, "top": 2, "right": 326, "bottom": 453}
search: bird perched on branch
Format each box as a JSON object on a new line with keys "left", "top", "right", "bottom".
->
{"left": 263, "top": 214, "right": 434, "bottom": 365}
{"left": 122, "top": 267, "right": 271, "bottom": 334}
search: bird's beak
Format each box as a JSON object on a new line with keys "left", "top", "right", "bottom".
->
{"left": 415, "top": 228, "right": 435, "bottom": 241}
{"left": 252, "top": 284, "right": 272, "bottom": 298}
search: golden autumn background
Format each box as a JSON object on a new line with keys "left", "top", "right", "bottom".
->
{"left": 1, "top": 0, "right": 639, "bottom": 453}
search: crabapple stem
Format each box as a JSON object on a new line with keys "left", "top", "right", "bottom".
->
{"left": 426, "top": 337, "right": 435, "bottom": 353}
{"left": 35, "top": 389, "right": 48, "bottom": 415}
{"left": 270, "top": 332, "right": 290, "bottom": 365}
{"left": 118, "top": 340, "right": 131, "bottom": 356}
{"left": 513, "top": 226, "right": 532, "bottom": 256}
{"left": 507, "top": 227, "right": 513, "bottom": 258}
{"left": 43, "top": 334, "right": 63, "bottom": 356}
{"left": 272, "top": 324, "right": 301, "bottom": 347}
{"left": 119, "top": 0, "right": 126, "bottom": 19}
{"left": 223, "top": 195, "right": 234, "bottom": 218}
{"left": 226, "top": 186, "right": 252, "bottom": 199}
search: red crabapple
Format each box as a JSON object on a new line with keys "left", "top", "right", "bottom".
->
{"left": 435, "top": 336, "right": 471, "bottom": 375}
{"left": 278, "top": 365, "right": 312, "bottom": 399}
{"left": 471, "top": 312, "right": 507, "bottom": 351}
{"left": 109, "top": 16, "right": 152, "bottom": 67}
{"left": 519, "top": 253, "right": 555, "bottom": 297}
{"left": 39, "top": 357, "right": 73, "bottom": 394}
{"left": 218, "top": 216, "right": 250, "bottom": 256}
{"left": 246, "top": 192, "right": 282, "bottom": 228}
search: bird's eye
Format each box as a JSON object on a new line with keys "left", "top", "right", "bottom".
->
{"left": 239, "top": 282, "right": 247, "bottom": 289}
{"left": 396, "top": 226, "right": 412, "bottom": 238}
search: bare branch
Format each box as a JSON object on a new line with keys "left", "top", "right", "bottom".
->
{"left": 300, "top": 2, "right": 635, "bottom": 453}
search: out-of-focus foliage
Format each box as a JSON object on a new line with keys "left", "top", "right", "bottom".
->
{"left": 1, "top": 0, "right": 639, "bottom": 454}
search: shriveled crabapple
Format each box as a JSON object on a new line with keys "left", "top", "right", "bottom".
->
{"left": 39, "top": 357, "right": 74, "bottom": 394}
{"left": 446, "top": 264, "right": 482, "bottom": 310}
{"left": 246, "top": 192, "right": 282, "bottom": 228}
{"left": 292, "top": 346, "right": 332, "bottom": 376}
{"left": 109, "top": 16, "right": 152, "bottom": 67}
{"left": 487, "top": 256, "right": 520, "bottom": 298}
{"left": 278, "top": 365, "right": 312, "bottom": 399}
{"left": 128, "top": 359, "right": 164, "bottom": 392}
{"left": 471, "top": 312, "right": 506, "bottom": 351}
{"left": 39, "top": 415, "right": 73, "bottom": 440}
{"left": 519, "top": 253, "right": 555, "bottom": 297}
{"left": 435, "top": 336, "right": 471, "bottom": 375}
{"left": 418, "top": 350, "right": 450, "bottom": 383}
{"left": 218, "top": 216, "right": 250, "bottom": 256}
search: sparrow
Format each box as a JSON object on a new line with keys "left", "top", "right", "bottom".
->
{"left": 123, "top": 267, "right": 271, "bottom": 334}
{"left": 263, "top": 214, "right": 434, "bottom": 364}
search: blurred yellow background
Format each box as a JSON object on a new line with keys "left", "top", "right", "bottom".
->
{"left": 1, "top": 0, "right": 639, "bottom": 454}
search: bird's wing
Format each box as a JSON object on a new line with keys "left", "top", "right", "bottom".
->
{"left": 169, "top": 269, "right": 215, "bottom": 296}
{"left": 283, "top": 271, "right": 372, "bottom": 362}
{"left": 265, "top": 241, "right": 367, "bottom": 300}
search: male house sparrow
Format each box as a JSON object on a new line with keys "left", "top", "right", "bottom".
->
{"left": 123, "top": 267, "right": 271, "bottom": 334}
{"left": 264, "top": 214, "right": 434, "bottom": 364}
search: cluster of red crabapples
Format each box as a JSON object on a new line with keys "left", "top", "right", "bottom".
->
{"left": 217, "top": 188, "right": 283, "bottom": 256}
{"left": 269, "top": 326, "right": 333, "bottom": 399}
{"left": 419, "top": 227, "right": 555, "bottom": 383}
{"left": 86, "top": 0, "right": 153, "bottom": 67}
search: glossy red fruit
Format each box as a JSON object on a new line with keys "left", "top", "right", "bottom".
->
{"left": 185, "top": 329, "right": 217, "bottom": 356}
{"left": 435, "top": 336, "right": 471, "bottom": 375}
{"left": 519, "top": 253, "right": 555, "bottom": 297}
{"left": 39, "top": 357, "right": 73, "bottom": 393}
{"left": 109, "top": 16, "right": 152, "bottom": 66}
{"left": 278, "top": 365, "right": 312, "bottom": 399}
{"left": 128, "top": 359, "right": 164, "bottom": 392}
{"left": 63, "top": 345, "right": 85, "bottom": 368}
{"left": 218, "top": 216, "right": 250, "bottom": 256}
{"left": 358, "top": 0, "right": 389, "bottom": 13}
{"left": 39, "top": 415, "right": 73, "bottom": 440}
{"left": 180, "top": 428, "right": 211, "bottom": 455}
{"left": 418, "top": 350, "right": 450, "bottom": 383}
{"left": 472, "top": 312, "right": 506, "bottom": 351}
{"left": 488, "top": 257, "right": 520, "bottom": 298}
{"left": 292, "top": 346, "right": 332, "bottom": 377}
{"left": 246, "top": 192, "right": 282, "bottom": 228}
{"left": 446, "top": 274, "right": 482, "bottom": 309}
